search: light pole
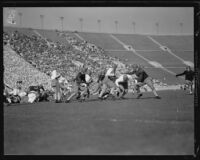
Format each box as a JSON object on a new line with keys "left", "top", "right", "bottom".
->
{"left": 40, "top": 14, "right": 44, "bottom": 30}
{"left": 132, "top": 21, "right": 136, "bottom": 34}
{"left": 79, "top": 18, "right": 83, "bottom": 32}
{"left": 18, "top": 12, "right": 22, "bottom": 27}
{"left": 115, "top": 20, "right": 118, "bottom": 33}
{"left": 97, "top": 19, "right": 101, "bottom": 32}
{"left": 179, "top": 22, "right": 183, "bottom": 34}
{"left": 155, "top": 22, "right": 159, "bottom": 35}
{"left": 60, "top": 16, "right": 64, "bottom": 32}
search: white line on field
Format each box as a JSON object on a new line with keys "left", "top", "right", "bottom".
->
{"left": 96, "top": 118, "right": 192, "bottom": 125}
{"left": 74, "top": 33, "right": 85, "bottom": 41}
{"left": 109, "top": 34, "right": 177, "bottom": 75}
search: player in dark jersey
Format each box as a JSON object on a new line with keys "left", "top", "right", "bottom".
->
{"left": 91, "top": 68, "right": 106, "bottom": 95}
{"left": 176, "top": 66, "right": 195, "bottom": 94}
{"left": 65, "top": 67, "right": 87, "bottom": 103}
{"left": 126, "top": 64, "right": 161, "bottom": 99}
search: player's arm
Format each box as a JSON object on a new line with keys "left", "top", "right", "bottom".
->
{"left": 176, "top": 71, "right": 186, "bottom": 77}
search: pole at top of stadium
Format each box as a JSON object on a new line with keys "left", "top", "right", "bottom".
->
{"left": 79, "top": 18, "right": 83, "bottom": 32}
{"left": 115, "top": 20, "right": 118, "bottom": 33}
{"left": 97, "top": 19, "right": 101, "bottom": 33}
{"left": 132, "top": 21, "right": 136, "bottom": 34}
{"left": 60, "top": 16, "right": 64, "bottom": 32}
{"left": 40, "top": 15, "right": 44, "bottom": 36}
{"left": 155, "top": 22, "right": 159, "bottom": 35}
{"left": 40, "top": 14, "right": 44, "bottom": 30}
{"left": 179, "top": 22, "right": 183, "bottom": 35}
{"left": 18, "top": 12, "right": 22, "bottom": 27}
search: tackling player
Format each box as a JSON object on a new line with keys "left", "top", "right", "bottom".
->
{"left": 126, "top": 64, "right": 161, "bottom": 99}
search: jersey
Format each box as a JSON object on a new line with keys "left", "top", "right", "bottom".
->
{"left": 176, "top": 70, "right": 195, "bottom": 81}
{"left": 75, "top": 72, "right": 86, "bottom": 84}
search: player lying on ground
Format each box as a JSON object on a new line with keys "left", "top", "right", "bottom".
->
{"left": 176, "top": 66, "right": 195, "bottom": 95}
{"left": 27, "top": 84, "right": 49, "bottom": 103}
{"left": 4, "top": 81, "right": 27, "bottom": 105}
{"left": 125, "top": 64, "right": 161, "bottom": 99}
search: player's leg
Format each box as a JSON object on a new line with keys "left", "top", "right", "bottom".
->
{"left": 121, "top": 81, "right": 128, "bottom": 98}
{"left": 98, "top": 83, "right": 107, "bottom": 99}
{"left": 65, "top": 84, "right": 79, "bottom": 102}
{"left": 145, "top": 77, "right": 161, "bottom": 99}
{"left": 132, "top": 81, "right": 144, "bottom": 98}
{"left": 186, "top": 80, "right": 193, "bottom": 94}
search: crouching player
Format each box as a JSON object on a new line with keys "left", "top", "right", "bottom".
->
{"left": 78, "top": 70, "right": 94, "bottom": 100}
{"left": 98, "top": 64, "right": 118, "bottom": 100}
{"left": 115, "top": 74, "right": 130, "bottom": 99}
{"left": 127, "top": 64, "right": 161, "bottom": 99}
{"left": 91, "top": 68, "right": 106, "bottom": 96}
{"left": 65, "top": 67, "right": 88, "bottom": 103}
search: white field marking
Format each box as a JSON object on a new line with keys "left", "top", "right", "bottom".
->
{"left": 110, "top": 34, "right": 178, "bottom": 76}
{"left": 74, "top": 33, "right": 85, "bottom": 41}
{"left": 147, "top": 36, "right": 194, "bottom": 67}
{"left": 97, "top": 118, "right": 192, "bottom": 125}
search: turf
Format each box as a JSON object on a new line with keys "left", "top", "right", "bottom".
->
{"left": 4, "top": 90, "right": 194, "bottom": 155}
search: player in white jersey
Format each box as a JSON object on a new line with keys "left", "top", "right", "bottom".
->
{"left": 115, "top": 74, "right": 134, "bottom": 98}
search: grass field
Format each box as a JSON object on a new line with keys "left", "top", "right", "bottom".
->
{"left": 4, "top": 90, "right": 194, "bottom": 155}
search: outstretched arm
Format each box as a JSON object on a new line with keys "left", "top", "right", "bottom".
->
{"left": 176, "top": 71, "right": 186, "bottom": 77}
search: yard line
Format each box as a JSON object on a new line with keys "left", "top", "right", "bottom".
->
{"left": 74, "top": 33, "right": 85, "bottom": 41}
{"left": 96, "top": 118, "right": 192, "bottom": 125}
{"left": 109, "top": 34, "right": 177, "bottom": 75}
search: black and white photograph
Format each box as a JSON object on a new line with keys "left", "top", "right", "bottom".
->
{"left": 3, "top": 5, "right": 197, "bottom": 155}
